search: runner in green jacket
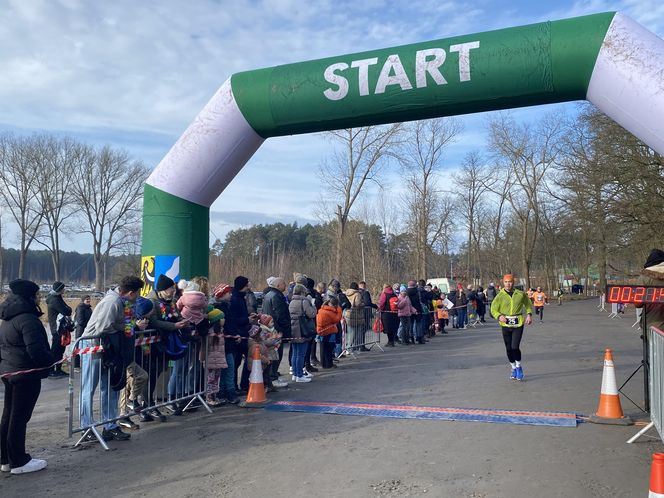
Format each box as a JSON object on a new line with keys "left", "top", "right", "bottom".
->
{"left": 490, "top": 274, "right": 533, "bottom": 381}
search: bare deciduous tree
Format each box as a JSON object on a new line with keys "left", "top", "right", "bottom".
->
{"left": 0, "top": 135, "right": 45, "bottom": 278}
{"left": 71, "top": 145, "right": 149, "bottom": 290}
{"left": 454, "top": 151, "right": 490, "bottom": 284}
{"left": 32, "top": 136, "right": 80, "bottom": 281}
{"left": 318, "top": 125, "right": 402, "bottom": 277}
{"left": 489, "top": 113, "right": 563, "bottom": 287}
{"left": 401, "top": 118, "right": 460, "bottom": 278}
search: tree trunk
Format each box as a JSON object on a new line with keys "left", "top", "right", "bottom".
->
{"left": 94, "top": 257, "right": 103, "bottom": 291}
{"left": 334, "top": 207, "right": 346, "bottom": 277}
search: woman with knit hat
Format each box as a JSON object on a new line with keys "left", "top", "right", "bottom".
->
{"left": 212, "top": 282, "right": 240, "bottom": 403}
{"left": 490, "top": 274, "right": 533, "bottom": 381}
{"left": 1, "top": 279, "right": 53, "bottom": 474}
{"left": 147, "top": 274, "right": 189, "bottom": 416}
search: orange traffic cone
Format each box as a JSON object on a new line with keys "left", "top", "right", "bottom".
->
{"left": 239, "top": 345, "right": 267, "bottom": 408}
{"left": 650, "top": 454, "right": 664, "bottom": 497}
{"left": 589, "top": 349, "right": 633, "bottom": 425}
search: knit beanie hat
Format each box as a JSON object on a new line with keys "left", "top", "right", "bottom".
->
{"left": 53, "top": 281, "right": 65, "bottom": 292}
{"left": 292, "top": 284, "right": 307, "bottom": 296}
{"left": 207, "top": 307, "right": 224, "bottom": 324}
{"left": 212, "top": 282, "right": 232, "bottom": 299}
{"left": 177, "top": 279, "right": 188, "bottom": 290}
{"left": 156, "top": 274, "right": 175, "bottom": 292}
{"left": 10, "top": 279, "right": 40, "bottom": 300}
{"left": 134, "top": 297, "right": 154, "bottom": 319}
{"left": 400, "top": 284, "right": 407, "bottom": 293}
{"left": 295, "top": 274, "right": 308, "bottom": 285}
{"left": 234, "top": 275, "right": 249, "bottom": 290}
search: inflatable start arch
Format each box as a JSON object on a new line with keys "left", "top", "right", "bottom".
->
{"left": 141, "top": 11, "right": 664, "bottom": 283}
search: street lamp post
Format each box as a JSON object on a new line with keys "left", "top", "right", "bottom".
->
{"left": 358, "top": 232, "right": 366, "bottom": 282}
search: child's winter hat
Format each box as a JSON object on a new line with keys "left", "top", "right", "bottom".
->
{"left": 183, "top": 281, "right": 200, "bottom": 292}
{"left": 213, "top": 282, "right": 232, "bottom": 299}
{"left": 134, "top": 297, "right": 154, "bottom": 319}
{"left": 207, "top": 307, "right": 224, "bottom": 324}
{"left": 399, "top": 284, "right": 407, "bottom": 293}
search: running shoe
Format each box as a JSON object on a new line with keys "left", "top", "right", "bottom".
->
{"left": 10, "top": 459, "right": 47, "bottom": 474}
{"left": 510, "top": 368, "right": 517, "bottom": 380}
{"left": 515, "top": 366, "right": 524, "bottom": 381}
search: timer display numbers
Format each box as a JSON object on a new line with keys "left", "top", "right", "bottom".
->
{"left": 605, "top": 285, "right": 664, "bottom": 304}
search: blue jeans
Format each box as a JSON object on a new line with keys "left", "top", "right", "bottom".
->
{"left": 457, "top": 308, "right": 467, "bottom": 328}
{"left": 291, "top": 342, "right": 307, "bottom": 377}
{"left": 218, "top": 353, "right": 236, "bottom": 400}
{"left": 80, "top": 343, "right": 119, "bottom": 430}
{"left": 168, "top": 352, "right": 194, "bottom": 399}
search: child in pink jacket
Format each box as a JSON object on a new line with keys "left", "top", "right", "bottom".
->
{"left": 397, "top": 289, "right": 416, "bottom": 345}
{"left": 201, "top": 308, "right": 227, "bottom": 406}
{"left": 176, "top": 280, "right": 209, "bottom": 334}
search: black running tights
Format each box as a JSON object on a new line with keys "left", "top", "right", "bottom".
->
{"left": 501, "top": 326, "right": 523, "bottom": 363}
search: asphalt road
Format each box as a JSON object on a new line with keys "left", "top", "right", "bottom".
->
{"left": 1, "top": 299, "right": 660, "bottom": 497}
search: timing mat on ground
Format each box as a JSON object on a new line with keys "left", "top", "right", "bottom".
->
{"left": 265, "top": 401, "right": 581, "bottom": 427}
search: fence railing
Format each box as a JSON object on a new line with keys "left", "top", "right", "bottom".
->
{"left": 628, "top": 326, "right": 662, "bottom": 443}
{"left": 340, "top": 307, "right": 384, "bottom": 356}
{"left": 68, "top": 328, "right": 212, "bottom": 450}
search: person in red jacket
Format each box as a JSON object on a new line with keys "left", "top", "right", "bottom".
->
{"left": 316, "top": 297, "right": 342, "bottom": 369}
{"left": 377, "top": 284, "right": 399, "bottom": 347}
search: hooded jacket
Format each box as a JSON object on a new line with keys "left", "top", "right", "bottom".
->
{"left": 0, "top": 294, "right": 53, "bottom": 382}
{"left": 262, "top": 286, "right": 291, "bottom": 337}
{"left": 289, "top": 294, "right": 317, "bottom": 342}
{"left": 46, "top": 290, "right": 72, "bottom": 335}
{"left": 344, "top": 288, "right": 364, "bottom": 321}
{"left": 316, "top": 304, "right": 342, "bottom": 336}
{"left": 176, "top": 290, "right": 208, "bottom": 324}
{"left": 74, "top": 301, "right": 93, "bottom": 338}
{"left": 406, "top": 286, "right": 422, "bottom": 319}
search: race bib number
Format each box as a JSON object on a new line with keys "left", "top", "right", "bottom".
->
{"left": 505, "top": 315, "right": 519, "bottom": 325}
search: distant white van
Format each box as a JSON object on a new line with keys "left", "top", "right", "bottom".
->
{"left": 426, "top": 277, "right": 457, "bottom": 294}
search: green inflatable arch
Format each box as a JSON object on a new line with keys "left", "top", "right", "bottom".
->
{"left": 142, "top": 11, "right": 664, "bottom": 281}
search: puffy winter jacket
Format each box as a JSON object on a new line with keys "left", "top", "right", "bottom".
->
{"left": 176, "top": 291, "right": 208, "bottom": 324}
{"left": 0, "top": 294, "right": 53, "bottom": 382}
{"left": 46, "top": 290, "right": 72, "bottom": 335}
{"left": 316, "top": 305, "right": 342, "bottom": 336}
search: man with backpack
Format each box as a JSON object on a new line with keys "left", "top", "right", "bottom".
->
{"left": 46, "top": 281, "right": 72, "bottom": 378}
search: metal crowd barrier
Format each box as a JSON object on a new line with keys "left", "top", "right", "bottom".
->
{"left": 340, "top": 307, "right": 384, "bottom": 357}
{"left": 628, "top": 326, "right": 663, "bottom": 443}
{"left": 68, "top": 328, "right": 212, "bottom": 450}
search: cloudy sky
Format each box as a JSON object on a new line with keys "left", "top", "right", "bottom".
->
{"left": 1, "top": 0, "right": 663, "bottom": 252}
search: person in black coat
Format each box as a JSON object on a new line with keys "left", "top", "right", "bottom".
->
{"left": 262, "top": 277, "right": 291, "bottom": 386}
{"left": 226, "top": 276, "right": 255, "bottom": 392}
{"left": 0, "top": 279, "right": 52, "bottom": 474}
{"left": 406, "top": 281, "right": 423, "bottom": 343}
{"left": 46, "top": 281, "right": 72, "bottom": 377}
{"left": 73, "top": 296, "right": 93, "bottom": 369}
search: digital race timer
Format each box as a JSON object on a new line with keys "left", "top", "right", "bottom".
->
{"left": 606, "top": 285, "right": 664, "bottom": 304}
